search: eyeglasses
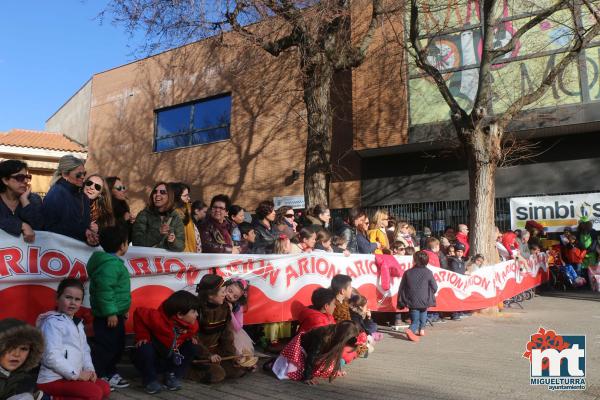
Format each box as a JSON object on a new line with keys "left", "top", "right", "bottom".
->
{"left": 153, "top": 189, "right": 167, "bottom": 195}
{"left": 74, "top": 171, "right": 86, "bottom": 179}
{"left": 85, "top": 181, "right": 102, "bottom": 191}
{"left": 9, "top": 174, "right": 32, "bottom": 182}
{"left": 212, "top": 206, "right": 227, "bottom": 211}
{"left": 114, "top": 185, "right": 127, "bottom": 191}
{"left": 397, "top": 248, "right": 406, "bottom": 251}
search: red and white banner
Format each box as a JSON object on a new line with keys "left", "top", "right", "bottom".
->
{"left": 0, "top": 231, "right": 548, "bottom": 331}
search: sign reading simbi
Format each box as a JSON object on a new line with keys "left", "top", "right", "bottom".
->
{"left": 510, "top": 193, "right": 600, "bottom": 233}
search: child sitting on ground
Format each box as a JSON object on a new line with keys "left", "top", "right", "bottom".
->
{"left": 297, "top": 288, "right": 336, "bottom": 334}
{"left": 224, "top": 278, "right": 257, "bottom": 370}
{"left": 187, "top": 274, "right": 245, "bottom": 384}
{"left": 133, "top": 290, "right": 199, "bottom": 394}
{"left": 86, "top": 225, "right": 131, "bottom": 390}
{"left": 331, "top": 274, "right": 353, "bottom": 323}
{"left": 397, "top": 251, "right": 438, "bottom": 342}
{"left": 270, "top": 321, "right": 361, "bottom": 384}
{"left": 37, "top": 278, "right": 111, "bottom": 400}
{"left": 349, "top": 294, "right": 383, "bottom": 344}
{"left": 0, "top": 319, "right": 44, "bottom": 400}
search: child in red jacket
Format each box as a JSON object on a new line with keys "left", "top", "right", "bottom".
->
{"left": 133, "top": 291, "right": 199, "bottom": 395}
{"left": 297, "top": 288, "right": 336, "bottom": 334}
{"left": 564, "top": 234, "right": 587, "bottom": 276}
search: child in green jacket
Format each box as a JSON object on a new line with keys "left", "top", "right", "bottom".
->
{"left": 86, "top": 224, "right": 131, "bottom": 391}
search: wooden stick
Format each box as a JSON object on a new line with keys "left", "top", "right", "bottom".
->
{"left": 192, "top": 355, "right": 242, "bottom": 364}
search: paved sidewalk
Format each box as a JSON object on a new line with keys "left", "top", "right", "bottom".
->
{"left": 111, "top": 296, "right": 599, "bottom": 400}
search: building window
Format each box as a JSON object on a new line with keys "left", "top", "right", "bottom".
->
{"left": 154, "top": 94, "right": 232, "bottom": 152}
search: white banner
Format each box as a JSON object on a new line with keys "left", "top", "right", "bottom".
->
{"left": 510, "top": 193, "right": 600, "bottom": 233}
{"left": 0, "top": 230, "right": 547, "bottom": 326}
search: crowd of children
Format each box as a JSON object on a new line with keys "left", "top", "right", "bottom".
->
{"left": 0, "top": 222, "right": 450, "bottom": 398}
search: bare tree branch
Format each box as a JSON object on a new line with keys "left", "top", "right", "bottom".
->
{"left": 488, "top": 0, "right": 568, "bottom": 60}
{"left": 225, "top": 2, "right": 302, "bottom": 56}
{"left": 335, "top": 0, "right": 402, "bottom": 70}
{"left": 497, "top": 13, "right": 600, "bottom": 130}
{"left": 409, "top": 0, "right": 467, "bottom": 122}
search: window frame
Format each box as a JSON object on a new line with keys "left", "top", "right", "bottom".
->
{"left": 153, "top": 93, "right": 233, "bottom": 152}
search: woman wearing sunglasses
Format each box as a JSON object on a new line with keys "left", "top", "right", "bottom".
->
{"left": 83, "top": 174, "right": 115, "bottom": 231}
{"left": 106, "top": 176, "right": 133, "bottom": 226}
{"left": 273, "top": 206, "right": 297, "bottom": 240}
{"left": 132, "top": 182, "right": 184, "bottom": 251}
{"left": 42, "top": 155, "right": 98, "bottom": 245}
{"left": 0, "top": 159, "right": 44, "bottom": 242}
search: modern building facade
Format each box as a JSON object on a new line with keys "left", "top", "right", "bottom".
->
{"left": 47, "top": 1, "right": 599, "bottom": 230}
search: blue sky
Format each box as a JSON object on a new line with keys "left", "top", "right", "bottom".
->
{"left": 0, "top": 1, "right": 142, "bottom": 131}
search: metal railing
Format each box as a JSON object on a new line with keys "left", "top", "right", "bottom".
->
{"left": 332, "top": 190, "right": 599, "bottom": 236}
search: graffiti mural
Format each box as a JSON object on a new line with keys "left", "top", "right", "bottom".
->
{"left": 409, "top": 0, "right": 600, "bottom": 126}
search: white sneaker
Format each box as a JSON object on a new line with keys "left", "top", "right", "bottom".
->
{"left": 105, "top": 373, "right": 130, "bottom": 389}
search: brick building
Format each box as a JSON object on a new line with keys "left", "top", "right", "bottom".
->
{"left": 47, "top": 2, "right": 600, "bottom": 231}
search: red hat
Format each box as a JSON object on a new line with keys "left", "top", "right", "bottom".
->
{"left": 525, "top": 220, "right": 544, "bottom": 231}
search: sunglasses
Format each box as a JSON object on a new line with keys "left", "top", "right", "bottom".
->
{"left": 74, "top": 171, "right": 86, "bottom": 179}
{"left": 85, "top": 181, "right": 102, "bottom": 191}
{"left": 153, "top": 189, "right": 167, "bottom": 195}
{"left": 114, "top": 185, "right": 127, "bottom": 191}
{"left": 285, "top": 214, "right": 295, "bottom": 218}
{"left": 10, "top": 174, "right": 32, "bottom": 182}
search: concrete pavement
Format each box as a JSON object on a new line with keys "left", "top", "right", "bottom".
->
{"left": 110, "top": 296, "right": 599, "bottom": 400}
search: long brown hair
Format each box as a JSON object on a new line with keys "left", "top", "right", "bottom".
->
{"left": 303, "top": 321, "right": 360, "bottom": 381}
{"left": 147, "top": 181, "right": 175, "bottom": 213}
{"left": 86, "top": 174, "right": 115, "bottom": 229}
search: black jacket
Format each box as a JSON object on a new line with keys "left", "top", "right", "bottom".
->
{"left": 42, "top": 178, "right": 90, "bottom": 242}
{"left": 350, "top": 310, "right": 378, "bottom": 335}
{"left": 0, "top": 193, "right": 44, "bottom": 236}
{"left": 398, "top": 266, "right": 438, "bottom": 310}
{"left": 357, "top": 231, "right": 377, "bottom": 254}
{"left": 251, "top": 220, "right": 276, "bottom": 254}
{"left": 447, "top": 256, "right": 466, "bottom": 275}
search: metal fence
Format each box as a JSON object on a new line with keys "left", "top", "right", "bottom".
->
{"left": 332, "top": 190, "right": 598, "bottom": 237}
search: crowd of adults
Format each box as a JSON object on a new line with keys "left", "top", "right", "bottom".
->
{"left": 1, "top": 155, "right": 598, "bottom": 286}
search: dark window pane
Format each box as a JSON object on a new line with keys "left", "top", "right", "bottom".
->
{"left": 155, "top": 138, "right": 175, "bottom": 152}
{"left": 157, "top": 105, "right": 192, "bottom": 138}
{"left": 191, "top": 127, "right": 229, "bottom": 145}
{"left": 156, "top": 135, "right": 190, "bottom": 151}
{"left": 154, "top": 94, "right": 231, "bottom": 152}
{"left": 193, "top": 96, "right": 232, "bottom": 130}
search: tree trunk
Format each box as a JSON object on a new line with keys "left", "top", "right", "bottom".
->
{"left": 464, "top": 123, "right": 503, "bottom": 264}
{"left": 302, "top": 59, "right": 334, "bottom": 208}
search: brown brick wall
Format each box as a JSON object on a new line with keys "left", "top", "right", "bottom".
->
{"left": 87, "top": 36, "right": 307, "bottom": 213}
{"left": 85, "top": 5, "right": 410, "bottom": 212}
{"left": 352, "top": 1, "right": 409, "bottom": 150}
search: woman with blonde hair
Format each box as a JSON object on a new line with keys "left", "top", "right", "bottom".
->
{"left": 83, "top": 174, "right": 115, "bottom": 231}
{"left": 43, "top": 155, "right": 98, "bottom": 245}
{"left": 368, "top": 209, "right": 390, "bottom": 254}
